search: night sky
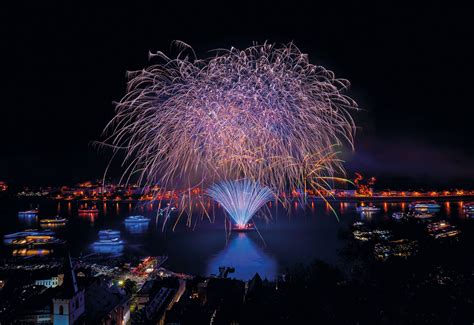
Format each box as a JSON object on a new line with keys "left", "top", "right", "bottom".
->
{"left": 2, "top": 2, "right": 473, "bottom": 188}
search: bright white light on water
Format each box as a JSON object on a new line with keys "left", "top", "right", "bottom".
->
{"left": 207, "top": 179, "right": 274, "bottom": 226}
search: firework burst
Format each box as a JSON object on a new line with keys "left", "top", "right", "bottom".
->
{"left": 102, "top": 41, "right": 358, "bottom": 224}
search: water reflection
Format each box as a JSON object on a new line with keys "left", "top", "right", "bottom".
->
{"left": 12, "top": 248, "right": 52, "bottom": 257}
{"left": 125, "top": 222, "right": 149, "bottom": 234}
{"left": 445, "top": 201, "right": 451, "bottom": 216}
{"left": 91, "top": 242, "right": 124, "bottom": 254}
{"left": 18, "top": 214, "right": 38, "bottom": 227}
{"left": 207, "top": 233, "right": 277, "bottom": 280}
{"left": 4, "top": 198, "right": 472, "bottom": 279}
{"left": 360, "top": 211, "right": 375, "bottom": 220}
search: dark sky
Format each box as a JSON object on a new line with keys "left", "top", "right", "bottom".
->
{"left": 2, "top": 1, "right": 473, "bottom": 188}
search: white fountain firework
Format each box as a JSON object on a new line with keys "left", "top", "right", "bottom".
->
{"left": 207, "top": 180, "right": 274, "bottom": 227}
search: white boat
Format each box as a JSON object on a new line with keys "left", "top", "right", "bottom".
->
{"left": 91, "top": 238, "right": 124, "bottom": 254}
{"left": 356, "top": 205, "right": 381, "bottom": 213}
{"left": 4, "top": 229, "right": 55, "bottom": 244}
{"left": 392, "top": 212, "right": 406, "bottom": 220}
{"left": 413, "top": 212, "right": 435, "bottom": 219}
{"left": 124, "top": 215, "right": 150, "bottom": 224}
{"left": 98, "top": 229, "right": 121, "bottom": 240}
{"left": 18, "top": 209, "right": 39, "bottom": 216}
{"left": 409, "top": 200, "right": 440, "bottom": 211}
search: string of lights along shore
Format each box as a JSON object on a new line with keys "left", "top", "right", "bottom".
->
{"left": 102, "top": 41, "right": 359, "bottom": 228}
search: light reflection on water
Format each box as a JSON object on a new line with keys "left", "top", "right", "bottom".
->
{"left": 91, "top": 243, "right": 124, "bottom": 254}
{"left": 125, "top": 222, "right": 149, "bottom": 234}
{"left": 206, "top": 233, "right": 277, "bottom": 280}
{"left": 12, "top": 248, "right": 52, "bottom": 257}
{"left": 18, "top": 214, "right": 38, "bottom": 227}
{"left": 1, "top": 198, "right": 471, "bottom": 280}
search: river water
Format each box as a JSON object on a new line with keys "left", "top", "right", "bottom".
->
{"left": 0, "top": 198, "right": 469, "bottom": 280}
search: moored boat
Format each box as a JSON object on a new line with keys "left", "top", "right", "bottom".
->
{"left": 356, "top": 205, "right": 381, "bottom": 213}
{"left": 78, "top": 205, "right": 99, "bottom": 214}
{"left": 392, "top": 211, "right": 407, "bottom": 220}
{"left": 409, "top": 200, "right": 441, "bottom": 211}
{"left": 10, "top": 235, "right": 65, "bottom": 247}
{"left": 18, "top": 209, "right": 39, "bottom": 216}
{"left": 39, "top": 216, "right": 67, "bottom": 225}
{"left": 463, "top": 202, "right": 474, "bottom": 215}
{"left": 4, "top": 229, "right": 55, "bottom": 244}
{"left": 353, "top": 221, "right": 365, "bottom": 227}
{"left": 413, "top": 212, "right": 435, "bottom": 220}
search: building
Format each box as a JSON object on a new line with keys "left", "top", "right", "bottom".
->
{"left": 83, "top": 277, "right": 131, "bottom": 325}
{"left": 133, "top": 278, "right": 179, "bottom": 324}
{"left": 52, "top": 254, "right": 85, "bottom": 324}
{"left": 13, "top": 287, "right": 56, "bottom": 324}
{"left": 35, "top": 274, "right": 64, "bottom": 288}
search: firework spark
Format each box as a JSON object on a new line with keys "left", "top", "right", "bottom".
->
{"left": 102, "top": 41, "right": 357, "bottom": 223}
{"left": 207, "top": 179, "right": 274, "bottom": 227}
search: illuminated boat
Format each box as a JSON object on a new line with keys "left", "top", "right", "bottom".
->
{"left": 232, "top": 223, "right": 255, "bottom": 232}
{"left": 39, "top": 216, "right": 67, "bottom": 226}
{"left": 98, "top": 229, "right": 121, "bottom": 240}
{"left": 78, "top": 205, "right": 99, "bottom": 214}
{"left": 374, "top": 239, "right": 417, "bottom": 261}
{"left": 91, "top": 238, "right": 124, "bottom": 254}
{"left": 431, "top": 229, "right": 461, "bottom": 239}
{"left": 392, "top": 212, "right": 407, "bottom": 220}
{"left": 356, "top": 205, "right": 381, "bottom": 213}
{"left": 10, "top": 235, "right": 65, "bottom": 247}
{"left": 353, "top": 221, "right": 365, "bottom": 227}
{"left": 427, "top": 220, "right": 461, "bottom": 239}
{"left": 463, "top": 202, "right": 474, "bottom": 213}
{"left": 409, "top": 200, "right": 440, "bottom": 211}
{"left": 4, "top": 229, "right": 55, "bottom": 244}
{"left": 427, "top": 220, "right": 450, "bottom": 232}
{"left": 92, "top": 238, "right": 124, "bottom": 246}
{"left": 18, "top": 209, "right": 39, "bottom": 216}
{"left": 124, "top": 215, "right": 150, "bottom": 224}
{"left": 413, "top": 212, "right": 435, "bottom": 220}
